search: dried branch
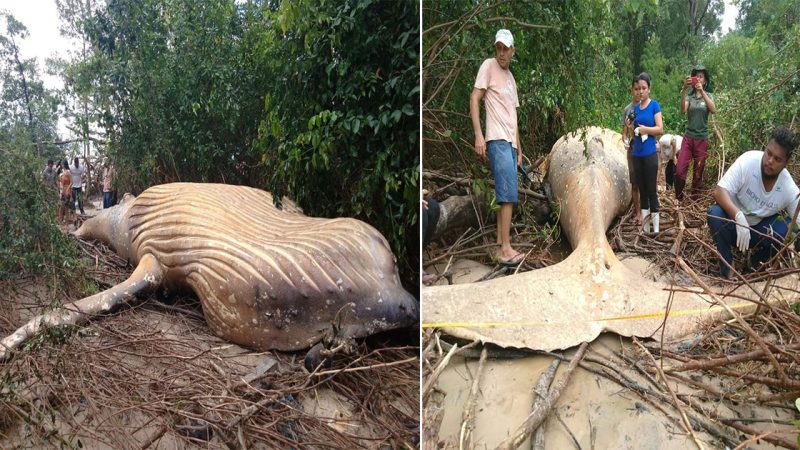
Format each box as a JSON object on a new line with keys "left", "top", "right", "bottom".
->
{"left": 497, "top": 342, "right": 588, "bottom": 450}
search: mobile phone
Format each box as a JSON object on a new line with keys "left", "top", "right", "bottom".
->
{"left": 690, "top": 76, "right": 698, "bottom": 85}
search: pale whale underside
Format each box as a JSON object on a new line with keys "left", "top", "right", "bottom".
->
{"left": 0, "top": 183, "right": 418, "bottom": 360}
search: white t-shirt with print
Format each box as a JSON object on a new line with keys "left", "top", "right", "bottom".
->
{"left": 718, "top": 150, "right": 800, "bottom": 226}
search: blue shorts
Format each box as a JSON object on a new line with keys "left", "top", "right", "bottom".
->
{"left": 487, "top": 140, "right": 518, "bottom": 204}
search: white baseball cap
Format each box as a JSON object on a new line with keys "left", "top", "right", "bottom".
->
{"left": 495, "top": 29, "right": 514, "bottom": 48}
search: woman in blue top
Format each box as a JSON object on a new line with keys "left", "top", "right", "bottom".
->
{"left": 630, "top": 72, "right": 663, "bottom": 233}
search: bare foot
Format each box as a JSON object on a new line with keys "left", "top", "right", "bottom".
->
{"left": 422, "top": 272, "right": 437, "bottom": 286}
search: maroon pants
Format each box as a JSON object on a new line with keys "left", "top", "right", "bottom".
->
{"left": 674, "top": 135, "right": 709, "bottom": 200}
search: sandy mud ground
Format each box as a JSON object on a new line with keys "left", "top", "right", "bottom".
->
{"left": 425, "top": 257, "right": 797, "bottom": 449}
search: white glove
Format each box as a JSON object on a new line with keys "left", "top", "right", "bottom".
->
{"left": 634, "top": 127, "right": 640, "bottom": 136}
{"left": 735, "top": 210, "right": 750, "bottom": 253}
{"left": 641, "top": 133, "right": 649, "bottom": 142}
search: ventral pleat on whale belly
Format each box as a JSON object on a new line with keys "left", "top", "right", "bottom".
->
{"left": 43, "top": 182, "right": 420, "bottom": 354}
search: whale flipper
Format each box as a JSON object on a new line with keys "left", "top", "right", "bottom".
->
{"left": 1, "top": 254, "right": 164, "bottom": 361}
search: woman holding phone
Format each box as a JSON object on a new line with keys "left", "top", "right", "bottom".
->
{"left": 676, "top": 64, "right": 716, "bottom": 201}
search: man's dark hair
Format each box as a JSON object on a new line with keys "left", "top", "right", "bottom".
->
{"left": 47, "top": 159, "right": 53, "bottom": 165}
{"left": 62, "top": 160, "right": 70, "bottom": 169}
{"left": 73, "top": 156, "right": 79, "bottom": 166}
{"left": 636, "top": 72, "right": 651, "bottom": 87}
{"left": 631, "top": 77, "right": 638, "bottom": 87}
{"left": 771, "top": 126, "right": 798, "bottom": 160}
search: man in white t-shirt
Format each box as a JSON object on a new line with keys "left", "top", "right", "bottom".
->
{"left": 707, "top": 127, "right": 799, "bottom": 279}
{"left": 71, "top": 156, "right": 89, "bottom": 215}
{"left": 470, "top": 29, "right": 524, "bottom": 266}
{"left": 657, "top": 134, "right": 682, "bottom": 191}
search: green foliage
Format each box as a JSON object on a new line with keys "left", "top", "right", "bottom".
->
{"left": 737, "top": 0, "right": 800, "bottom": 43}
{"left": 702, "top": 7, "right": 800, "bottom": 156}
{"left": 536, "top": 221, "right": 561, "bottom": 247}
{"left": 0, "top": 12, "right": 81, "bottom": 285}
{"left": 0, "top": 13, "right": 61, "bottom": 157}
{"left": 423, "top": 1, "right": 799, "bottom": 233}
{"left": 471, "top": 178, "right": 496, "bottom": 212}
{"left": 21, "top": 324, "right": 80, "bottom": 353}
{"left": 57, "top": 0, "right": 420, "bottom": 283}
{"left": 656, "top": 0, "right": 723, "bottom": 60}
{"left": 71, "top": 0, "right": 268, "bottom": 189}
{"left": 255, "top": 0, "right": 420, "bottom": 279}
{"left": 0, "top": 145, "right": 81, "bottom": 282}
{"left": 699, "top": 32, "right": 770, "bottom": 93}
{"left": 424, "top": 0, "right": 627, "bottom": 166}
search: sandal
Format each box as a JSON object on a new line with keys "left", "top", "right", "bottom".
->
{"left": 498, "top": 252, "right": 524, "bottom": 267}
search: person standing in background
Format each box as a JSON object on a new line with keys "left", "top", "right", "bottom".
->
{"left": 42, "top": 159, "right": 58, "bottom": 195}
{"left": 621, "top": 78, "right": 641, "bottom": 226}
{"left": 676, "top": 64, "right": 716, "bottom": 201}
{"left": 102, "top": 160, "right": 115, "bottom": 209}
{"left": 71, "top": 157, "right": 88, "bottom": 215}
{"left": 58, "top": 160, "right": 73, "bottom": 224}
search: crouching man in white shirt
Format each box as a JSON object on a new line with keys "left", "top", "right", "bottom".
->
{"left": 708, "top": 126, "right": 799, "bottom": 280}
{"left": 657, "top": 134, "right": 682, "bottom": 191}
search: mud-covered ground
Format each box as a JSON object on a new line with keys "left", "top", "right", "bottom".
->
{"left": 424, "top": 255, "right": 799, "bottom": 449}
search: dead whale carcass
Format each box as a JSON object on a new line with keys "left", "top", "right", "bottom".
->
{"left": 423, "top": 127, "right": 799, "bottom": 351}
{"left": 1, "top": 183, "right": 418, "bottom": 360}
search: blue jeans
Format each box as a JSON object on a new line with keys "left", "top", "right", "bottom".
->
{"left": 707, "top": 203, "right": 791, "bottom": 277}
{"left": 103, "top": 191, "right": 114, "bottom": 209}
{"left": 72, "top": 187, "right": 85, "bottom": 214}
{"left": 486, "top": 139, "right": 518, "bottom": 204}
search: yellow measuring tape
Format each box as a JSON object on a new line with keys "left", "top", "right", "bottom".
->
{"left": 421, "top": 301, "right": 755, "bottom": 329}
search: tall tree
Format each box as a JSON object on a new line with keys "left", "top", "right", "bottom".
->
{"left": 703, "top": 0, "right": 800, "bottom": 152}
{"left": 0, "top": 13, "right": 76, "bottom": 282}
{"left": 0, "top": 13, "right": 60, "bottom": 156}
{"left": 56, "top": 0, "right": 102, "bottom": 168}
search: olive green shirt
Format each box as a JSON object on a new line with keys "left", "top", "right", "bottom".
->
{"left": 685, "top": 92, "right": 713, "bottom": 139}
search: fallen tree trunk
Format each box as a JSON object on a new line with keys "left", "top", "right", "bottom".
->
{"left": 430, "top": 195, "right": 485, "bottom": 243}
